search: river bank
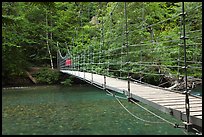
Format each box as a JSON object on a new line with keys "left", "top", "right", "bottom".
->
{"left": 2, "top": 71, "right": 86, "bottom": 88}
{"left": 2, "top": 72, "right": 202, "bottom": 97}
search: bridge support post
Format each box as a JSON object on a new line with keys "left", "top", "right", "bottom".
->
{"left": 127, "top": 76, "right": 131, "bottom": 98}
{"left": 180, "top": 2, "right": 190, "bottom": 132}
{"left": 91, "top": 73, "right": 93, "bottom": 84}
{"left": 104, "top": 75, "right": 106, "bottom": 90}
{"left": 124, "top": 2, "right": 131, "bottom": 99}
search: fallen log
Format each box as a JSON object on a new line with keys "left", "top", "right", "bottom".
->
{"left": 166, "top": 81, "right": 179, "bottom": 90}
{"left": 25, "top": 71, "right": 37, "bottom": 84}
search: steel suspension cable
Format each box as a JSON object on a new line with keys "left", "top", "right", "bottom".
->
{"left": 79, "top": 4, "right": 86, "bottom": 79}
{"left": 103, "top": 89, "right": 190, "bottom": 133}
{"left": 101, "top": 3, "right": 107, "bottom": 89}
{"left": 112, "top": 90, "right": 190, "bottom": 134}
{"left": 109, "top": 90, "right": 180, "bottom": 125}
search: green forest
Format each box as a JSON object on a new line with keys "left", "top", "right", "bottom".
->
{"left": 2, "top": 2, "right": 202, "bottom": 88}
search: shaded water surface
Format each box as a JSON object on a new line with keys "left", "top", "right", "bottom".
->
{"left": 2, "top": 85, "right": 195, "bottom": 135}
{"left": 191, "top": 85, "right": 202, "bottom": 96}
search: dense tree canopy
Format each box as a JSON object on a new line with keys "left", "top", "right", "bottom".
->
{"left": 2, "top": 2, "right": 202, "bottom": 86}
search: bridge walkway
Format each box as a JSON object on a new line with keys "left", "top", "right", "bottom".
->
{"left": 60, "top": 70, "right": 202, "bottom": 128}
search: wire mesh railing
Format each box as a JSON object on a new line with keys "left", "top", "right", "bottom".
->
{"left": 58, "top": 2, "right": 202, "bottom": 90}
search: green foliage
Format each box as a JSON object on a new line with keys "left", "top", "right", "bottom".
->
{"left": 2, "top": 2, "right": 202, "bottom": 86}
{"left": 33, "top": 68, "right": 60, "bottom": 84}
{"left": 60, "top": 79, "right": 73, "bottom": 86}
{"left": 143, "top": 74, "right": 161, "bottom": 85}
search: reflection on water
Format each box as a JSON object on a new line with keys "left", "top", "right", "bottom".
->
{"left": 2, "top": 85, "right": 195, "bottom": 135}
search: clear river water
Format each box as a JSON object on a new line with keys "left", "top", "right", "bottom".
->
{"left": 2, "top": 84, "right": 199, "bottom": 135}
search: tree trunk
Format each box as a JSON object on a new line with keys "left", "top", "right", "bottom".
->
{"left": 50, "top": 11, "right": 54, "bottom": 68}
{"left": 46, "top": 10, "right": 54, "bottom": 69}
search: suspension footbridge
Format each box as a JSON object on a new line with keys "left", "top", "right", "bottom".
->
{"left": 60, "top": 70, "right": 202, "bottom": 130}
{"left": 57, "top": 2, "right": 202, "bottom": 132}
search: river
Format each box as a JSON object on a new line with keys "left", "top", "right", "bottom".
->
{"left": 2, "top": 85, "right": 197, "bottom": 135}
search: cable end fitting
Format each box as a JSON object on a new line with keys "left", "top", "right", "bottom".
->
{"left": 174, "top": 124, "right": 179, "bottom": 128}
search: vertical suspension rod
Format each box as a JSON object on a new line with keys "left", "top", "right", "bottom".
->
{"left": 71, "top": 35, "right": 74, "bottom": 71}
{"left": 98, "top": 3, "right": 101, "bottom": 68}
{"left": 108, "top": 11, "right": 113, "bottom": 77}
{"left": 77, "top": 9, "right": 80, "bottom": 75}
{"left": 100, "top": 3, "right": 106, "bottom": 89}
{"left": 124, "top": 2, "right": 130, "bottom": 98}
{"left": 140, "top": 2, "right": 145, "bottom": 81}
{"left": 91, "top": 48, "right": 93, "bottom": 81}
{"left": 80, "top": 5, "right": 85, "bottom": 79}
{"left": 181, "top": 2, "right": 190, "bottom": 131}
{"left": 75, "top": 27, "right": 77, "bottom": 72}
{"left": 57, "top": 42, "right": 59, "bottom": 70}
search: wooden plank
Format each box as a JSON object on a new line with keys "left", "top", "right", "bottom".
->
{"left": 136, "top": 95, "right": 185, "bottom": 100}
{"left": 170, "top": 104, "right": 202, "bottom": 109}
{"left": 149, "top": 97, "right": 201, "bottom": 101}
{"left": 146, "top": 96, "right": 186, "bottom": 101}
{"left": 195, "top": 116, "right": 202, "bottom": 119}
{"left": 134, "top": 92, "right": 184, "bottom": 96}
{"left": 160, "top": 101, "right": 201, "bottom": 106}
{"left": 186, "top": 111, "right": 202, "bottom": 116}
{"left": 189, "top": 109, "right": 203, "bottom": 112}
{"left": 135, "top": 95, "right": 185, "bottom": 99}
{"left": 150, "top": 98, "right": 201, "bottom": 103}
{"left": 131, "top": 91, "right": 176, "bottom": 95}
{"left": 177, "top": 106, "right": 202, "bottom": 112}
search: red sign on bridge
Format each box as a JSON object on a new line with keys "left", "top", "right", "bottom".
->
{"left": 65, "top": 59, "right": 72, "bottom": 66}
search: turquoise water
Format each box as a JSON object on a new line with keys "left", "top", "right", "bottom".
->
{"left": 2, "top": 85, "right": 195, "bottom": 135}
{"left": 191, "top": 85, "right": 202, "bottom": 96}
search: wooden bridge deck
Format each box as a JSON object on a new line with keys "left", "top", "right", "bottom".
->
{"left": 60, "top": 70, "right": 202, "bottom": 128}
